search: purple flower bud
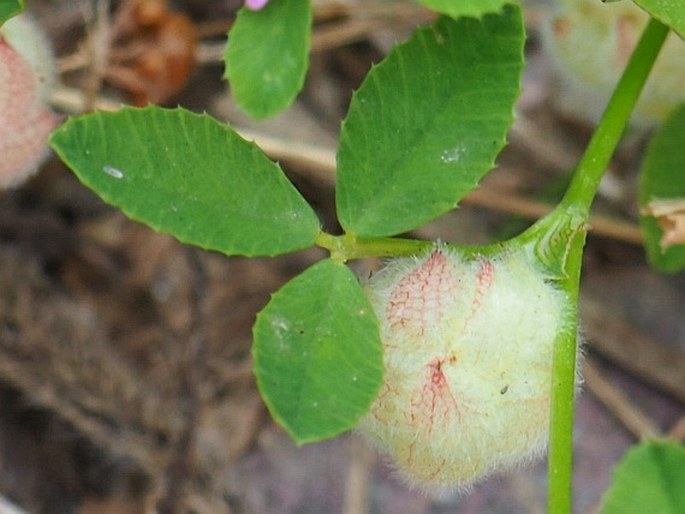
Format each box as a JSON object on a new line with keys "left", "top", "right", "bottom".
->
{"left": 245, "top": 0, "right": 269, "bottom": 11}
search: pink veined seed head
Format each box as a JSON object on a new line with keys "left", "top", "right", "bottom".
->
{"left": 0, "top": 18, "right": 59, "bottom": 188}
{"left": 385, "top": 249, "right": 462, "bottom": 337}
{"left": 358, "top": 246, "right": 574, "bottom": 491}
{"left": 542, "top": 0, "right": 685, "bottom": 127}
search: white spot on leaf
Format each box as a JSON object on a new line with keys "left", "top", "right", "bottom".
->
{"left": 440, "top": 147, "right": 465, "bottom": 164}
{"left": 103, "top": 165, "right": 124, "bottom": 179}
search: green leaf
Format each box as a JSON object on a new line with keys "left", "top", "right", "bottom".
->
{"left": 599, "top": 440, "right": 685, "bottom": 514}
{"left": 639, "top": 104, "right": 685, "bottom": 272}
{"left": 336, "top": 5, "right": 524, "bottom": 237}
{"left": 417, "top": 0, "right": 515, "bottom": 18}
{"left": 253, "top": 259, "right": 383, "bottom": 444}
{"left": 632, "top": 0, "right": 685, "bottom": 40}
{"left": 50, "top": 106, "right": 320, "bottom": 257}
{"left": 0, "top": 0, "right": 23, "bottom": 25}
{"left": 225, "top": 0, "right": 312, "bottom": 119}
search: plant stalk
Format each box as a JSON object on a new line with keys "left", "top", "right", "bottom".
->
{"left": 560, "top": 18, "right": 670, "bottom": 215}
{"left": 316, "top": 231, "right": 432, "bottom": 262}
{"left": 547, "top": 16, "right": 669, "bottom": 514}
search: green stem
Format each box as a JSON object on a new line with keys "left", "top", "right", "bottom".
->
{"left": 560, "top": 17, "right": 670, "bottom": 215}
{"left": 315, "top": 231, "right": 432, "bottom": 262}
{"left": 546, "top": 17, "right": 669, "bottom": 514}
{"left": 546, "top": 240, "right": 583, "bottom": 514}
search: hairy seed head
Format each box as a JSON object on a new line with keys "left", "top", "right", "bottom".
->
{"left": 0, "top": 15, "right": 59, "bottom": 188}
{"left": 543, "top": 0, "right": 685, "bottom": 127}
{"left": 358, "top": 246, "right": 572, "bottom": 490}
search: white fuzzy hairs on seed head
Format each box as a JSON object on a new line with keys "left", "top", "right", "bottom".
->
{"left": 357, "top": 244, "right": 578, "bottom": 491}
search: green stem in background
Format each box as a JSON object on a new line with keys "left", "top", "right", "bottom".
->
{"left": 546, "top": 17, "right": 669, "bottom": 514}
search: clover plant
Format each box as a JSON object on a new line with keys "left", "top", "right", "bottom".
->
{"left": 2, "top": 0, "right": 684, "bottom": 511}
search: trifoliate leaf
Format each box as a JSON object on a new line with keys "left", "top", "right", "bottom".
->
{"left": 632, "top": 1, "right": 685, "bottom": 40}
{"left": 599, "top": 440, "right": 685, "bottom": 514}
{"left": 50, "top": 106, "right": 320, "bottom": 257}
{"left": 226, "top": 0, "right": 311, "bottom": 119}
{"left": 639, "top": 104, "right": 685, "bottom": 272}
{"left": 0, "top": 0, "right": 23, "bottom": 25}
{"left": 417, "top": 0, "right": 515, "bottom": 18}
{"left": 336, "top": 5, "right": 524, "bottom": 237}
{"left": 253, "top": 259, "right": 383, "bottom": 444}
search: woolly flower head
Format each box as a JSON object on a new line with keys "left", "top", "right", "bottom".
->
{"left": 357, "top": 246, "right": 574, "bottom": 490}
{"left": 0, "top": 14, "right": 60, "bottom": 188}
{"left": 543, "top": 0, "right": 685, "bottom": 127}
